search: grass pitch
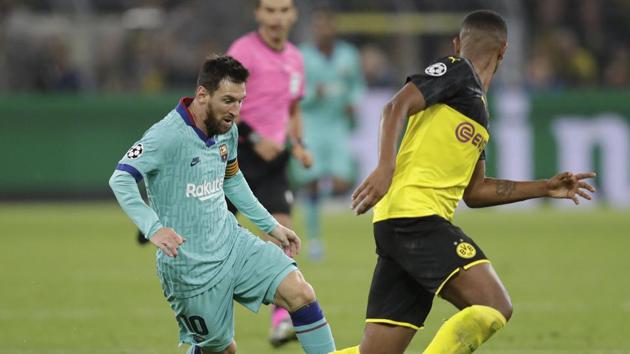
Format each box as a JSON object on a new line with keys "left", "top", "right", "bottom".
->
{"left": 1, "top": 202, "right": 629, "bottom": 354}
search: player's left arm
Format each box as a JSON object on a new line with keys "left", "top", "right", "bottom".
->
{"left": 463, "top": 159, "right": 597, "bottom": 207}
{"left": 223, "top": 125, "right": 300, "bottom": 255}
{"left": 223, "top": 158, "right": 277, "bottom": 230}
{"left": 223, "top": 168, "right": 300, "bottom": 256}
{"left": 288, "top": 100, "right": 313, "bottom": 168}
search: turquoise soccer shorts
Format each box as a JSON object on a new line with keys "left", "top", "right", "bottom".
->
{"left": 165, "top": 228, "right": 297, "bottom": 351}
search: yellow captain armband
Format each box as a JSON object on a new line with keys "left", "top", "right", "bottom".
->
{"left": 225, "top": 158, "right": 239, "bottom": 178}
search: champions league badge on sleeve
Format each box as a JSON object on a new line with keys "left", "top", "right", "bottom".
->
{"left": 425, "top": 62, "right": 447, "bottom": 77}
{"left": 126, "top": 143, "right": 144, "bottom": 159}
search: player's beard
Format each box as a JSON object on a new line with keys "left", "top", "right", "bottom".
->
{"left": 203, "top": 104, "right": 231, "bottom": 137}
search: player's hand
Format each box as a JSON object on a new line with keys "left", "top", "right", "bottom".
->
{"left": 292, "top": 144, "right": 313, "bottom": 168}
{"left": 547, "top": 171, "right": 596, "bottom": 205}
{"left": 149, "top": 227, "right": 186, "bottom": 258}
{"left": 351, "top": 165, "right": 394, "bottom": 215}
{"left": 269, "top": 224, "right": 301, "bottom": 258}
{"left": 254, "top": 137, "right": 284, "bottom": 161}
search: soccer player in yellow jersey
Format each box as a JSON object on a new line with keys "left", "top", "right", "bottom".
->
{"left": 335, "top": 10, "right": 596, "bottom": 354}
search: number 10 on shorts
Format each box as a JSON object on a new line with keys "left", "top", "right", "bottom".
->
{"left": 177, "top": 314, "right": 210, "bottom": 335}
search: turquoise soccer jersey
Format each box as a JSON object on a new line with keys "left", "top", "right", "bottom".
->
{"left": 300, "top": 40, "right": 365, "bottom": 135}
{"left": 110, "top": 97, "right": 277, "bottom": 298}
{"left": 291, "top": 41, "right": 366, "bottom": 184}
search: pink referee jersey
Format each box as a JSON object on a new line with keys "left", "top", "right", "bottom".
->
{"left": 228, "top": 32, "right": 305, "bottom": 145}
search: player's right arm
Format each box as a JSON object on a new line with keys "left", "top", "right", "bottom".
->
{"left": 108, "top": 131, "right": 184, "bottom": 257}
{"left": 109, "top": 173, "right": 184, "bottom": 257}
{"left": 351, "top": 82, "right": 426, "bottom": 215}
{"left": 352, "top": 57, "right": 472, "bottom": 215}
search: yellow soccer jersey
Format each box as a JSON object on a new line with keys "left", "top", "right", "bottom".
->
{"left": 373, "top": 56, "right": 489, "bottom": 222}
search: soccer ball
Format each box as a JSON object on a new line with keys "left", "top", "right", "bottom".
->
{"left": 126, "top": 143, "right": 144, "bottom": 159}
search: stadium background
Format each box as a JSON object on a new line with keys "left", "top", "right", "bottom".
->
{"left": 1, "top": 0, "right": 628, "bottom": 353}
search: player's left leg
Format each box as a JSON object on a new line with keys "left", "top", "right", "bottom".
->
{"left": 352, "top": 241, "right": 431, "bottom": 354}
{"left": 274, "top": 270, "right": 336, "bottom": 354}
{"left": 423, "top": 262, "right": 512, "bottom": 353}
{"left": 232, "top": 228, "right": 335, "bottom": 354}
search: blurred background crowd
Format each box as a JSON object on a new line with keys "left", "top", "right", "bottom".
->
{"left": 1, "top": 0, "right": 629, "bottom": 206}
{"left": 0, "top": 0, "right": 627, "bottom": 93}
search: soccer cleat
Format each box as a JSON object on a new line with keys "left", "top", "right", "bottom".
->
{"left": 269, "top": 317, "right": 297, "bottom": 347}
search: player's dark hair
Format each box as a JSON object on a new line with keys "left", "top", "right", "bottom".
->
{"left": 197, "top": 55, "right": 249, "bottom": 94}
{"left": 256, "top": 0, "right": 295, "bottom": 9}
{"left": 460, "top": 10, "right": 507, "bottom": 42}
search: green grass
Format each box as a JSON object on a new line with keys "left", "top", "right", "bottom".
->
{"left": 1, "top": 203, "right": 629, "bottom": 353}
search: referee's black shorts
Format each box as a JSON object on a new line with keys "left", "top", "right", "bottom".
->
{"left": 227, "top": 141, "right": 293, "bottom": 216}
{"left": 366, "top": 215, "right": 489, "bottom": 330}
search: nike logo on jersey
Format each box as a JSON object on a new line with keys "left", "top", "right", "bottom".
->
{"left": 190, "top": 157, "right": 201, "bottom": 166}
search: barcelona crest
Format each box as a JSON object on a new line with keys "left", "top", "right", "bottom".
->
{"left": 219, "top": 144, "right": 228, "bottom": 162}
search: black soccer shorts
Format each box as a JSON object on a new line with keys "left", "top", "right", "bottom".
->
{"left": 366, "top": 215, "right": 489, "bottom": 329}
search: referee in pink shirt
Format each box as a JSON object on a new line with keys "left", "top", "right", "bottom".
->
{"left": 227, "top": 0, "right": 313, "bottom": 347}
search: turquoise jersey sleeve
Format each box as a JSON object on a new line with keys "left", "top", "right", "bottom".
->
{"left": 224, "top": 171, "right": 278, "bottom": 233}
{"left": 115, "top": 125, "right": 173, "bottom": 181}
{"left": 109, "top": 170, "right": 163, "bottom": 239}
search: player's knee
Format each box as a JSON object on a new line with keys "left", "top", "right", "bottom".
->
{"left": 494, "top": 293, "right": 513, "bottom": 322}
{"left": 498, "top": 301, "right": 513, "bottom": 322}
{"left": 289, "top": 281, "right": 316, "bottom": 311}
{"left": 201, "top": 341, "right": 236, "bottom": 354}
{"left": 226, "top": 341, "right": 237, "bottom": 354}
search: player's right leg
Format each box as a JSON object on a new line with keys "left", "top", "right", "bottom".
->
{"left": 423, "top": 262, "right": 511, "bottom": 353}
{"left": 165, "top": 277, "right": 237, "bottom": 354}
{"left": 334, "top": 219, "right": 436, "bottom": 354}
{"left": 353, "top": 252, "right": 431, "bottom": 354}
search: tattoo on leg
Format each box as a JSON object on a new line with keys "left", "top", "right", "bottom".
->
{"left": 496, "top": 180, "right": 515, "bottom": 198}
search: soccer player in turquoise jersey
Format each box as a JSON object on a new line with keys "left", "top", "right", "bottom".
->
{"left": 291, "top": 6, "right": 366, "bottom": 260}
{"left": 109, "top": 56, "right": 335, "bottom": 354}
